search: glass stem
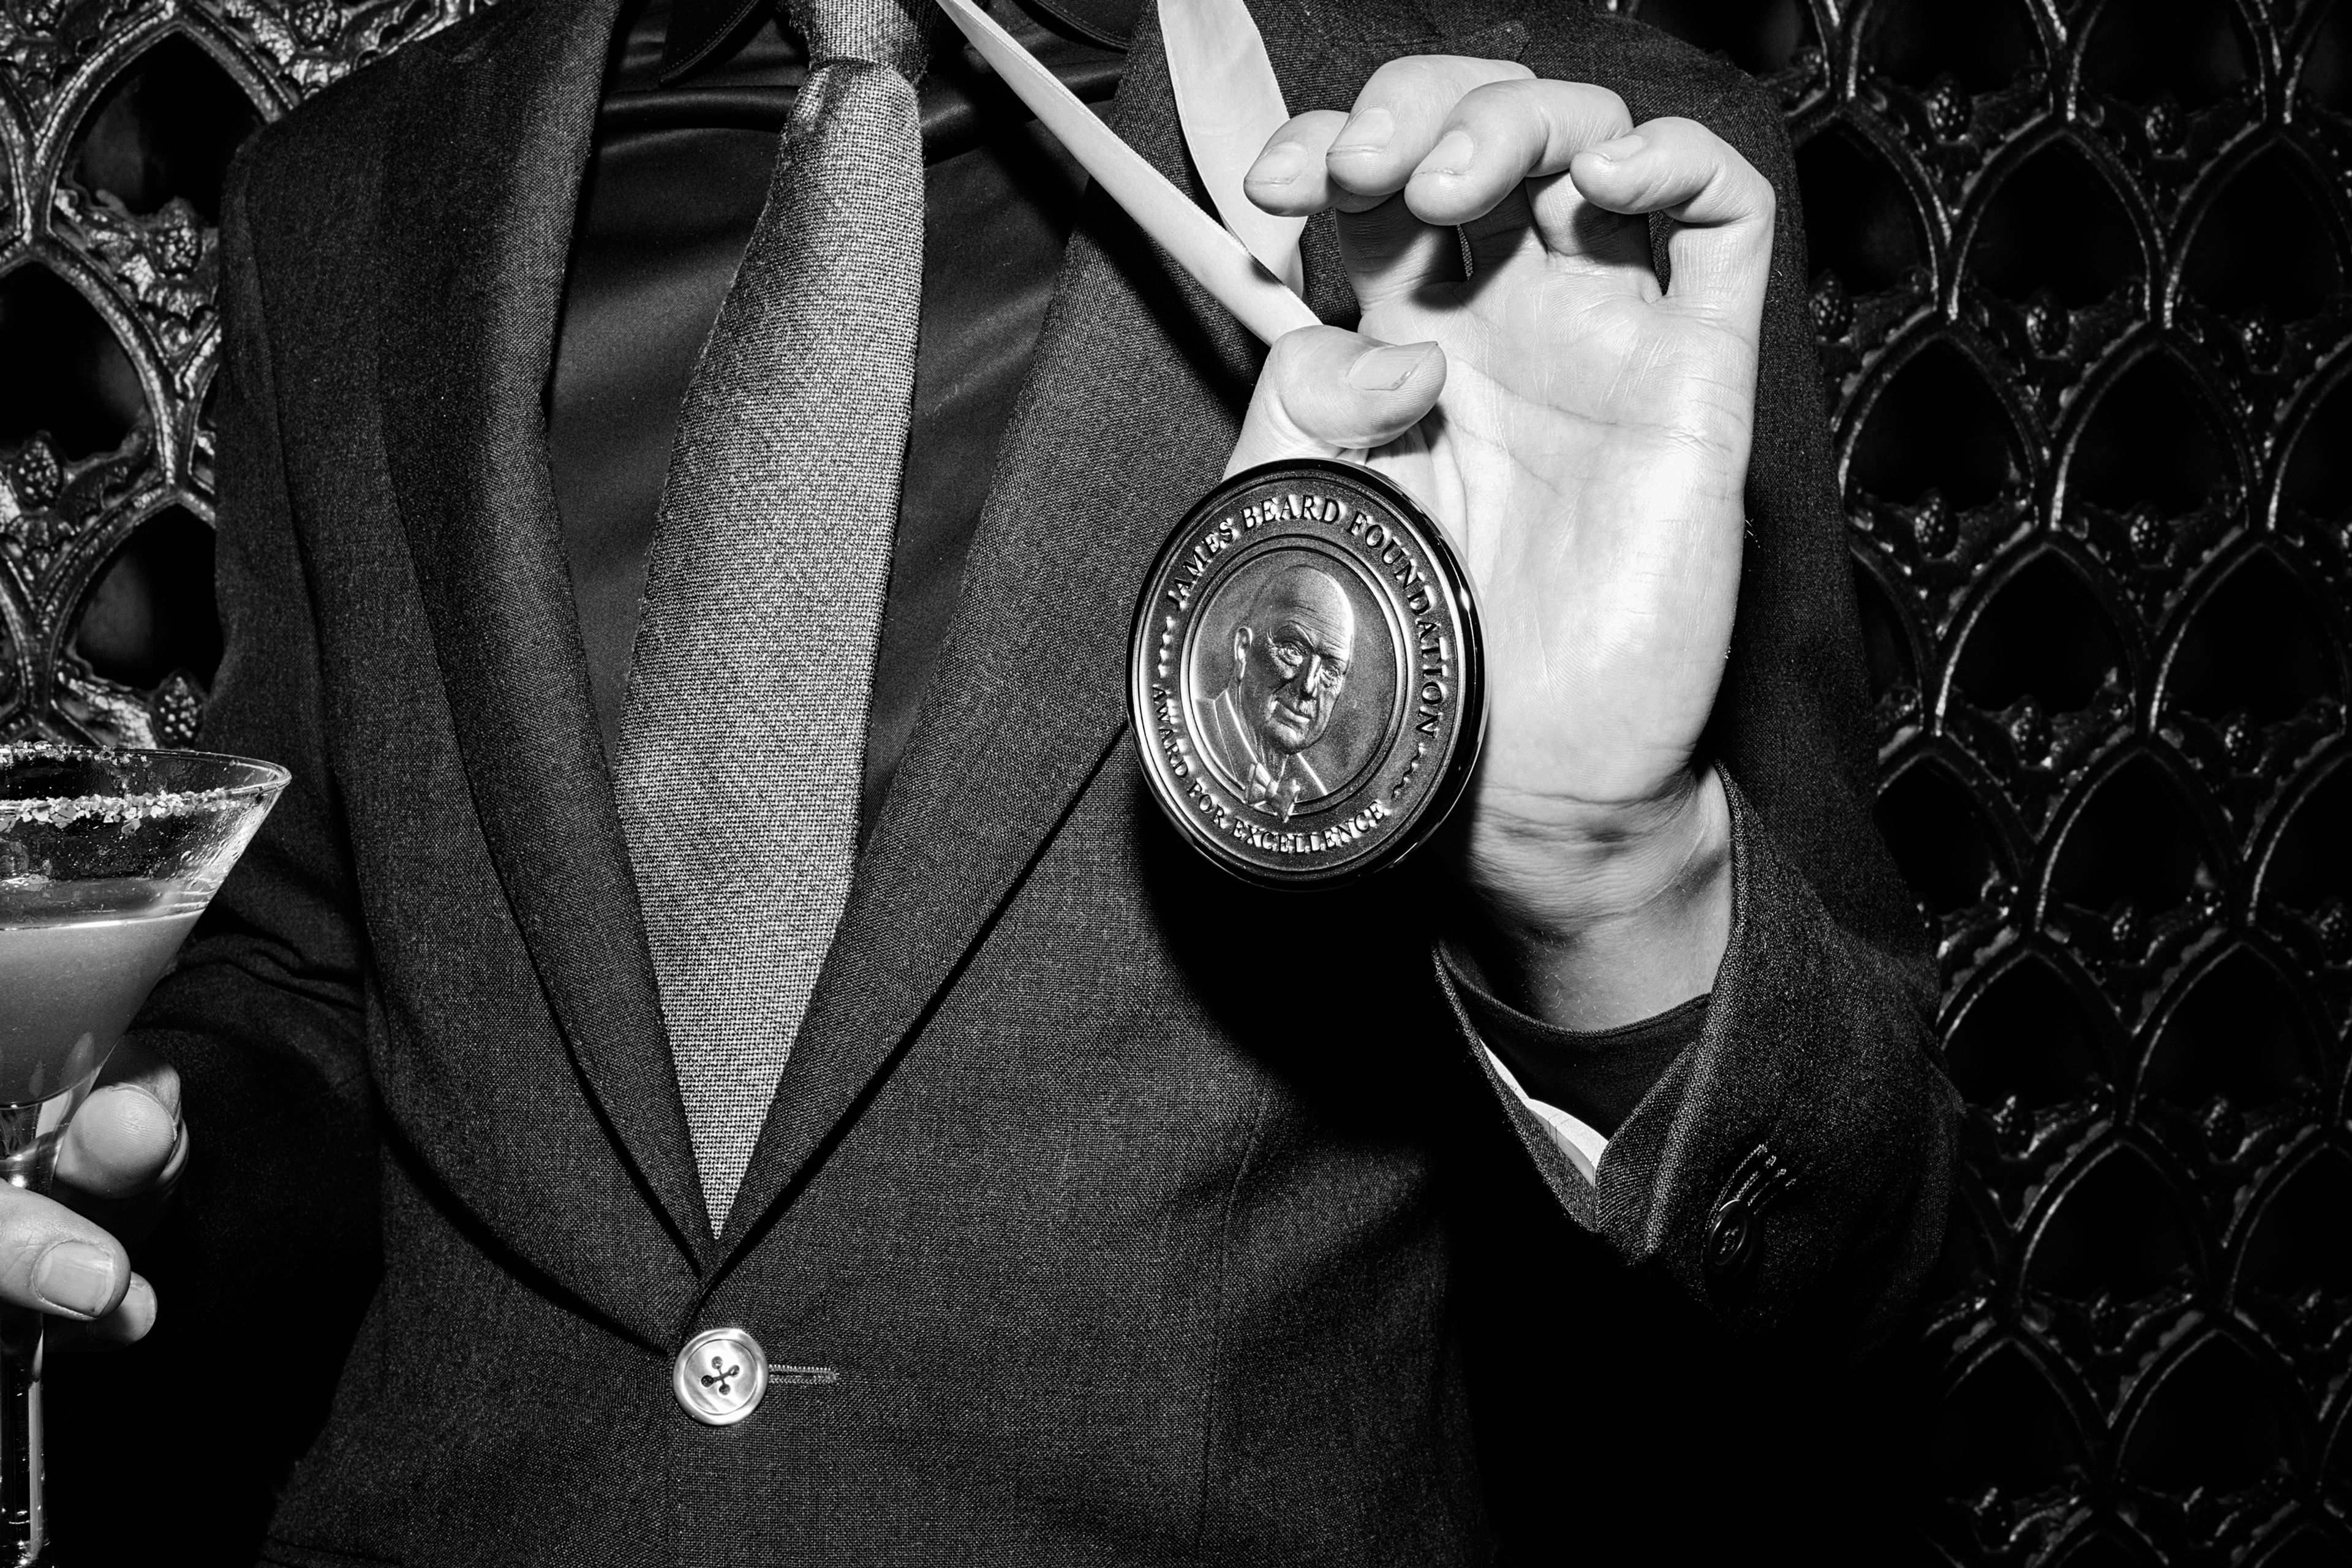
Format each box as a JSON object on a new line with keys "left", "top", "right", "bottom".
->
{"left": 0, "top": 1094, "right": 72, "bottom": 1568}
{"left": 0, "top": 1305, "right": 37, "bottom": 1567}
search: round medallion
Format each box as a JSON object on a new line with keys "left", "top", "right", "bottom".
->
{"left": 1128, "top": 459, "right": 1485, "bottom": 888}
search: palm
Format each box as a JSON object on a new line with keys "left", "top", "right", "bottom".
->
{"left": 1235, "top": 81, "right": 1774, "bottom": 939}
{"left": 1352, "top": 195, "right": 1757, "bottom": 851}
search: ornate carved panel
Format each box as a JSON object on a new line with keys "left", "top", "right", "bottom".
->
{"left": 1618, "top": 0, "right": 2352, "bottom": 1561}
{"left": 0, "top": 0, "right": 480, "bottom": 746}
{"left": 6, "top": 0, "right": 2348, "bottom": 1562}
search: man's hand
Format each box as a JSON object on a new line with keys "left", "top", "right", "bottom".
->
{"left": 1234, "top": 58, "right": 1773, "bottom": 1027}
{"left": 0, "top": 1046, "right": 182, "bottom": 1348}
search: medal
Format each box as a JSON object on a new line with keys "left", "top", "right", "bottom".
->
{"left": 1129, "top": 461, "right": 1484, "bottom": 886}
{"left": 933, "top": 0, "right": 1490, "bottom": 882}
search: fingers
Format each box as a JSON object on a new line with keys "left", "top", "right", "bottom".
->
{"left": 53, "top": 1049, "right": 184, "bottom": 1273}
{"left": 1568, "top": 116, "right": 1775, "bottom": 322}
{"left": 1227, "top": 325, "right": 1446, "bottom": 476}
{"left": 50, "top": 1274, "right": 157, "bottom": 1351}
{"left": 1325, "top": 56, "right": 1536, "bottom": 203}
{"left": 1245, "top": 111, "right": 1378, "bottom": 216}
{"left": 1399, "top": 78, "right": 1633, "bottom": 227}
{"left": 1244, "top": 64, "right": 1769, "bottom": 320}
{"left": 1244, "top": 56, "right": 1538, "bottom": 219}
{"left": 1245, "top": 115, "right": 1466, "bottom": 301}
{"left": 1336, "top": 194, "right": 1467, "bottom": 315}
{"left": 56, "top": 1054, "right": 184, "bottom": 1203}
{"left": 0, "top": 1185, "right": 148, "bottom": 1341}
{"left": 0, "top": 1053, "right": 181, "bottom": 1354}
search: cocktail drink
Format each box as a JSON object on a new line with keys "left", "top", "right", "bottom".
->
{"left": 0, "top": 745, "right": 288, "bottom": 1566}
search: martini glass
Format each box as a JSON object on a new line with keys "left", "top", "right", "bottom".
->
{"left": 0, "top": 743, "right": 287, "bottom": 1566}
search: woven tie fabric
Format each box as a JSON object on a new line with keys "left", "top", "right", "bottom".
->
{"left": 613, "top": 0, "right": 930, "bottom": 1231}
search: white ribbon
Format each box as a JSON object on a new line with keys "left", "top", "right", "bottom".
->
{"left": 1156, "top": 0, "right": 1307, "bottom": 293}
{"left": 933, "top": 0, "right": 1317, "bottom": 345}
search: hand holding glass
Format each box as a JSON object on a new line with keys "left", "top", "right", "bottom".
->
{"left": 0, "top": 745, "right": 287, "bottom": 1566}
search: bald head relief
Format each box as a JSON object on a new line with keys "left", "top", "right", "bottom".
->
{"left": 1232, "top": 562, "right": 1356, "bottom": 759}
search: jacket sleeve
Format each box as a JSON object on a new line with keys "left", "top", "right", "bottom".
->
{"left": 60, "top": 140, "right": 385, "bottom": 1535}
{"left": 1436, "top": 13, "right": 1961, "bottom": 1360}
{"left": 1446, "top": 775, "right": 1957, "bottom": 1359}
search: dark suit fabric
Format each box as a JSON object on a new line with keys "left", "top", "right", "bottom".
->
{"left": 61, "top": 0, "right": 1956, "bottom": 1562}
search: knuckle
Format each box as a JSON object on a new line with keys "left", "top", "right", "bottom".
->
{"left": 1272, "top": 108, "right": 1345, "bottom": 153}
{"left": 1448, "top": 55, "right": 1539, "bottom": 83}
{"left": 1360, "top": 53, "right": 1528, "bottom": 110}
{"left": 1455, "top": 83, "right": 1553, "bottom": 150}
{"left": 0, "top": 1195, "right": 73, "bottom": 1258}
{"left": 1643, "top": 116, "right": 1716, "bottom": 161}
{"left": 1444, "top": 81, "right": 1509, "bottom": 130}
{"left": 1264, "top": 327, "right": 1323, "bottom": 379}
{"left": 1457, "top": 77, "right": 1530, "bottom": 111}
{"left": 1554, "top": 82, "right": 1633, "bottom": 134}
{"left": 1357, "top": 55, "right": 1443, "bottom": 105}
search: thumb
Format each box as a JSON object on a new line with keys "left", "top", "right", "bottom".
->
{"left": 1226, "top": 326, "right": 1446, "bottom": 477}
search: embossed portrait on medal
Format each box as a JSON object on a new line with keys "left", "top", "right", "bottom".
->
{"left": 1186, "top": 551, "right": 1397, "bottom": 821}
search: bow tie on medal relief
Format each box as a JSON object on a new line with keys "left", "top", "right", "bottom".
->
{"left": 934, "top": 0, "right": 1486, "bottom": 891}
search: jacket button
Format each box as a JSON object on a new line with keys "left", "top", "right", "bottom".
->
{"left": 1703, "top": 1144, "right": 1794, "bottom": 1291}
{"left": 674, "top": 1327, "right": 767, "bottom": 1426}
{"left": 1703, "top": 1198, "right": 1760, "bottom": 1284}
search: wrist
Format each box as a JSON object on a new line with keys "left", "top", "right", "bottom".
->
{"left": 1449, "top": 766, "right": 1733, "bottom": 1031}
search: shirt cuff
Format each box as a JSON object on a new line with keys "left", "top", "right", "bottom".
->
{"left": 1439, "top": 944, "right": 1712, "bottom": 1183}
{"left": 1480, "top": 1045, "right": 1609, "bottom": 1184}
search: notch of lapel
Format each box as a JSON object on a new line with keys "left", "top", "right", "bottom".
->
{"left": 377, "top": 0, "right": 714, "bottom": 1263}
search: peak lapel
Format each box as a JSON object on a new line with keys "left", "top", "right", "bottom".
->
{"left": 377, "top": 0, "right": 714, "bottom": 1265}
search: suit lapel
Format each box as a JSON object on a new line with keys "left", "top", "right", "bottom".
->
{"left": 715, "top": 0, "right": 1463, "bottom": 1256}
{"left": 378, "top": 0, "right": 714, "bottom": 1263}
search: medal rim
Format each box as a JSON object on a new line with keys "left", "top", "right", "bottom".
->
{"left": 1126, "top": 458, "right": 1487, "bottom": 891}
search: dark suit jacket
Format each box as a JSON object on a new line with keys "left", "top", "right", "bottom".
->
{"left": 94, "top": 0, "right": 1958, "bottom": 1561}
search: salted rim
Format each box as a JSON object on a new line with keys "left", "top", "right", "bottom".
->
{"left": 0, "top": 742, "right": 288, "bottom": 827}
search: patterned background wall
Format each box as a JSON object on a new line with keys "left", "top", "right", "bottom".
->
{"left": 1658, "top": 1, "right": 2352, "bottom": 1562}
{"left": 1, "top": 0, "right": 2345, "bottom": 1562}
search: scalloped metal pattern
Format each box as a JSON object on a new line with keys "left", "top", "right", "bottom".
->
{"left": 1616, "top": 0, "right": 2352, "bottom": 1560}
{"left": 0, "top": 0, "right": 480, "bottom": 746}
{"left": 7, "top": 0, "right": 2348, "bottom": 1561}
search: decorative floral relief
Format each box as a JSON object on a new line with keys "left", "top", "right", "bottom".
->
{"left": 212, "top": 0, "right": 478, "bottom": 99}
{"left": 1676, "top": 0, "right": 2352, "bottom": 1557}
{"left": 146, "top": 664, "right": 202, "bottom": 742}
{"left": 0, "top": 429, "right": 148, "bottom": 586}
{"left": 0, "top": 0, "right": 483, "bottom": 745}
{"left": 50, "top": 184, "right": 216, "bottom": 383}
{"left": 0, "top": 0, "right": 149, "bottom": 119}
{"left": 49, "top": 664, "right": 157, "bottom": 746}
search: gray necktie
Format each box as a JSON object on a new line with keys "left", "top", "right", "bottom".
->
{"left": 613, "top": 0, "right": 930, "bottom": 1231}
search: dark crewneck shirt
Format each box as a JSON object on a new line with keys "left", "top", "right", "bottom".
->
{"left": 542, "top": 0, "right": 1704, "bottom": 1137}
